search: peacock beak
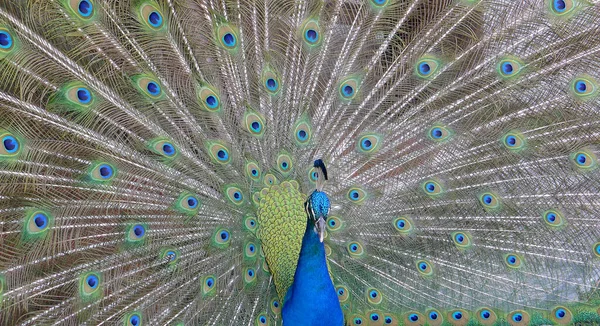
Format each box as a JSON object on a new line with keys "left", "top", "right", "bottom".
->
{"left": 316, "top": 217, "right": 326, "bottom": 243}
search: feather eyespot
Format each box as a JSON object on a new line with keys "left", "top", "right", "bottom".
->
{"left": 126, "top": 224, "right": 147, "bottom": 244}
{"left": 451, "top": 231, "right": 472, "bottom": 249}
{"left": 571, "top": 150, "right": 597, "bottom": 169}
{"left": 415, "top": 56, "right": 441, "bottom": 78}
{"left": 225, "top": 185, "right": 244, "bottom": 205}
{"left": 245, "top": 161, "right": 261, "bottom": 181}
{"left": 479, "top": 192, "right": 500, "bottom": 210}
{"left": 213, "top": 228, "right": 231, "bottom": 248}
{"left": 339, "top": 77, "right": 360, "bottom": 100}
{"left": 216, "top": 24, "right": 239, "bottom": 50}
{"left": 89, "top": 162, "right": 116, "bottom": 182}
{"left": 552, "top": 306, "right": 572, "bottom": 324}
{"left": 1, "top": 133, "right": 21, "bottom": 156}
{"left": 428, "top": 125, "right": 451, "bottom": 142}
{"left": 126, "top": 312, "right": 142, "bottom": 326}
{"left": 0, "top": 29, "right": 14, "bottom": 50}
{"left": 570, "top": 76, "right": 598, "bottom": 99}
{"left": 504, "top": 253, "right": 523, "bottom": 269}
{"left": 367, "top": 288, "right": 382, "bottom": 305}
{"left": 416, "top": 259, "right": 434, "bottom": 277}
{"left": 423, "top": 180, "right": 443, "bottom": 196}
{"left": 357, "top": 134, "right": 381, "bottom": 154}
{"left": 77, "top": 0, "right": 93, "bottom": 17}
{"left": 201, "top": 275, "right": 217, "bottom": 296}
{"left": 347, "top": 187, "right": 366, "bottom": 203}
{"left": 347, "top": 241, "right": 365, "bottom": 257}
{"left": 293, "top": 118, "right": 312, "bottom": 145}
{"left": 502, "top": 131, "right": 526, "bottom": 151}
{"left": 301, "top": 19, "right": 321, "bottom": 46}
{"left": 543, "top": 209, "right": 565, "bottom": 228}
{"left": 263, "top": 69, "right": 281, "bottom": 94}
{"left": 256, "top": 313, "right": 269, "bottom": 325}
{"left": 207, "top": 142, "right": 231, "bottom": 164}
{"left": 593, "top": 242, "right": 600, "bottom": 257}
{"left": 276, "top": 153, "right": 293, "bottom": 175}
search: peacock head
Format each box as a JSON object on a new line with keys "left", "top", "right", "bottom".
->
{"left": 304, "top": 159, "right": 330, "bottom": 242}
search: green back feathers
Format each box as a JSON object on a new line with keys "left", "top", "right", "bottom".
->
{"left": 256, "top": 180, "right": 306, "bottom": 300}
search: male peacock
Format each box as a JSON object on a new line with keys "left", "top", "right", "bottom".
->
{"left": 0, "top": 0, "right": 600, "bottom": 325}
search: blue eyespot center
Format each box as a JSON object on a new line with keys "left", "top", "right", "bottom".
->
{"left": 481, "top": 310, "right": 491, "bottom": 319}
{"left": 0, "top": 31, "right": 12, "bottom": 49}
{"left": 338, "top": 289, "right": 344, "bottom": 295}
{"left": 247, "top": 269, "right": 254, "bottom": 277}
{"left": 429, "top": 312, "right": 438, "bottom": 320}
{"left": 350, "top": 191, "right": 359, "bottom": 199}
{"left": 453, "top": 312, "right": 462, "bottom": 320}
{"left": 456, "top": 234, "right": 464, "bottom": 243}
{"left": 130, "top": 315, "right": 140, "bottom": 326}
{"left": 554, "top": 0, "right": 566, "bottom": 12}
{"left": 576, "top": 153, "right": 587, "bottom": 165}
{"left": 251, "top": 169, "right": 258, "bottom": 176}
{"left": 217, "top": 149, "right": 228, "bottom": 161}
{"left": 426, "top": 182, "right": 435, "bottom": 192}
{"left": 259, "top": 316, "right": 266, "bottom": 323}
{"left": 298, "top": 129, "right": 308, "bottom": 140}
{"left": 502, "top": 62, "right": 514, "bottom": 74}
{"left": 78, "top": 0, "right": 93, "bottom": 17}
{"left": 223, "top": 33, "right": 236, "bottom": 47}
{"left": 506, "top": 135, "right": 517, "bottom": 146}
{"left": 273, "top": 301, "right": 279, "bottom": 308}
{"left": 351, "top": 244, "right": 358, "bottom": 251}
{"left": 419, "top": 62, "right": 431, "bottom": 74}
{"left": 409, "top": 314, "right": 418, "bottom": 322}
{"left": 575, "top": 81, "right": 587, "bottom": 93}
{"left": 329, "top": 220, "right": 336, "bottom": 226}
{"left": 385, "top": 317, "right": 392, "bottom": 323}
{"left": 250, "top": 220, "right": 255, "bottom": 226}
{"left": 483, "top": 195, "right": 493, "bottom": 204}
{"left": 3, "top": 136, "right": 19, "bottom": 153}
{"left": 281, "top": 161, "right": 288, "bottom": 169}
{"left": 148, "top": 11, "right": 162, "bottom": 27}
{"left": 233, "top": 192, "right": 241, "bottom": 200}
{"left": 205, "top": 95, "right": 218, "bottom": 108}
{"left": 147, "top": 82, "right": 160, "bottom": 96}
{"left": 187, "top": 197, "right": 198, "bottom": 208}
{"left": 354, "top": 318, "right": 362, "bottom": 325}
{"left": 547, "top": 212, "right": 556, "bottom": 222}
{"left": 206, "top": 278, "right": 214, "bottom": 287}
{"left": 431, "top": 128, "right": 443, "bottom": 139}
{"left": 371, "top": 314, "right": 379, "bottom": 321}
{"left": 305, "top": 29, "right": 318, "bottom": 43}
{"left": 370, "top": 290, "right": 377, "bottom": 298}
{"left": 251, "top": 121, "right": 261, "bottom": 132}
{"left": 133, "top": 225, "right": 145, "bottom": 237}
{"left": 508, "top": 255, "right": 517, "bottom": 264}
{"left": 266, "top": 78, "right": 277, "bottom": 91}
{"left": 249, "top": 244, "right": 255, "bottom": 252}
{"left": 162, "top": 143, "right": 175, "bottom": 156}
{"left": 397, "top": 220, "right": 406, "bottom": 228}
{"left": 362, "top": 139, "right": 372, "bottom": 150}
{"left": 513, "top": 313, "right": 523, "bottom": 322}
{"left": 77, "top": 88, "right": 91, "bottom": 104}
{"left": 34, "top": 213, "right": 48, "bottom": 229}
{"left": 556, "top": 309, "right": 566, "bottom": 318}
{"left": 343, "top": 85, "right": 354, "bottom": 97}
{"left": 99, "top": 164, "right": 113, "bottom": 179}
{"left": 419, "top": 262, "right": 427, "bottom": 270}
{"left": 166, "top": 251, "right": 176, "bottom": 261}
{"left": 86, "top": 275, "right": 98, "bottom": 288}
{"left": 220, "top": 230, "right": 229, "bottom": 241}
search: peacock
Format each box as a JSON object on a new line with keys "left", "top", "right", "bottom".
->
{"left": 1, "top": 0, "right": 600, "bottom": 324}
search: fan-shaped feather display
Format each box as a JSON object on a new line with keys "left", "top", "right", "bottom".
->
{"left": 0, "top": 0, "right": 600, "bottom": 325}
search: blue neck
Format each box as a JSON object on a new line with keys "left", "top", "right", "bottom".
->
{"left": 282, "top": 221, "right": 344, "bottom": 326}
